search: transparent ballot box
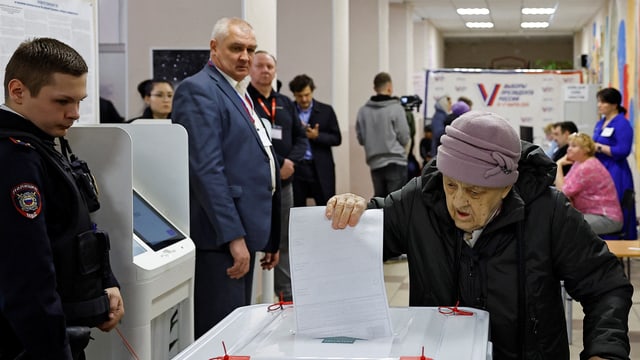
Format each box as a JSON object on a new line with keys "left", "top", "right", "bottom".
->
{"left": 172, "top": 305, "right": 491, "bottom": 360}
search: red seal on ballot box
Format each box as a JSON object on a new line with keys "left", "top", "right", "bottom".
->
{"left": 400, "top": 346, "right": 434, "bottom": 360}
{"left": 209, "top": 341, "right": 250, "bottom": 360}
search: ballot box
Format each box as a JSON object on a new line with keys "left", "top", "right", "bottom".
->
{"left": 172, "top": 304, "right": 492, "bottom": 360}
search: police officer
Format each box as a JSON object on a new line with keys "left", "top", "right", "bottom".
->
{"left": 0, "top": 38, "right": 124, "bottom": 359}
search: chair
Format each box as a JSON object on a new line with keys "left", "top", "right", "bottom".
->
{"left": 600, "top": 189, "right": 637, "bottom": 279}
{"left": 601, "top": 189, "right": 635, "bottom": 240}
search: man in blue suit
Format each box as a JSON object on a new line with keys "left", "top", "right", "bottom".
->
{"left": 172, "top": 17, "right": 281, "bottom": 338}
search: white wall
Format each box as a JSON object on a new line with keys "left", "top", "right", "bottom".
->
{"left": 331, "top": 0, "right": 351, "bottom": 195}
{"left": 348, "top": 0, "right": 389, "bottom": 198}
{"left": 277, "top": 0, "right": 352, "bottom": 195}
{"left": 125, "top": 0, "right": 241, "bottom": 118}
{"left": 276, "top": 0, "right": 333, "bottom": 103}
{"left": 414, "top": 19, "right": 444, "bottom": 72}
{"left": 244, "top": 0, "right": 277, "bottom": 56}
{"left": 389, "top": 3, "right": 413, "bottom": 95}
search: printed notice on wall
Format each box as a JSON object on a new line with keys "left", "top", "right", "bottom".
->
{"left": 0, "top": 0, "right": 97, "bottom": 123}
{"left": 564, "top": 84, "right": 590, "bottom": 102}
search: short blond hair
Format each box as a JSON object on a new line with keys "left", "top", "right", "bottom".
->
{"left": 543, "top": 122, "right": 555, "bottom": 135}
{"left": 568, "top": 132, "right": 596, "bottom": 157}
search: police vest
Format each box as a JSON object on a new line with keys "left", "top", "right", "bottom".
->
{"left": 0, "top": 130, "right": 112, "bottom": 327}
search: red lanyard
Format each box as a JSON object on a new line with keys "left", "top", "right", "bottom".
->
{"left": 257, "top": 98, "right": 276, "bottom": 123}
{"left": 240, "top": 94, "right": 254, "bottom": 123}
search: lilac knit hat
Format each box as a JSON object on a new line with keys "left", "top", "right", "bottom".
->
{"left": 451, "top": 101, "right": 470, "bottom": 116}
{"left": 437, "top": 111, "right": 521, "bottom": 187}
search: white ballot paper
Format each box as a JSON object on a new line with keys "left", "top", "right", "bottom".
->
{"left": 289, "top": 206, "right": 392, "bottom": 339}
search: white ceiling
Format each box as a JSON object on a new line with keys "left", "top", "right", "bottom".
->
{"left": 405, "top": 0, "right": 607, "bottom": 38}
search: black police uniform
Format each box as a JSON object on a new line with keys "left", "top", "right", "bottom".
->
{"left": 0, "top": 107, "right": 119, "bottom": 360}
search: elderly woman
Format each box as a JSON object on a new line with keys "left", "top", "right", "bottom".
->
{"left": 555, "top": 133, "right": 623, "bottom": 235}
{"left": 325, "top": 111, "right": 631, "bottom": 360}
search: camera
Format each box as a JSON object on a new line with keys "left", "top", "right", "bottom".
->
{"left": 400, "top": 95, "right": 423, "bottom": 112}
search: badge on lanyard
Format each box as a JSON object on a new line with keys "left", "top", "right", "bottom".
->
{"left": 271, "top": 125, "right": 283, "bottom": 140}
{"left": 11, "top": 183, "right": 42, "bottom": 219}
{"left": 601, "top": 127, "right": 614, "bottom": 137}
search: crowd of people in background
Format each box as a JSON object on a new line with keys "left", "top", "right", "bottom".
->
{"left": 423, "top": 88, "right": 637, "bottom": 241}
{"left": 100, "top": 64, "right": 638, "bottom": 244}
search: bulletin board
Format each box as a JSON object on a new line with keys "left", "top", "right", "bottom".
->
{"left": 152, "top": 49, "right": 210, "bottom": 86}
{"left": 0, "top": 0, "right": 98, "bottom": 124}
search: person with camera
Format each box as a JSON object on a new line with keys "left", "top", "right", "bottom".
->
{"left": 0, "top": 38, "right": 124, "bottom": 360}
{"left": 399, "top": 94, "right": 423, "bottom": 180}
{"left": 356, "top": 72, "right": 410, "bottom": 197}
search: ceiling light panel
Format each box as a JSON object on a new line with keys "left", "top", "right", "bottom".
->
{"left": 457, "top": 8, "right": 490, "bottom": 15}
{"left": 521, "top": 22, "right": 550, "bottom": 28}
{"left": 466, "top": 22, "right": 495, "bottom": 28}
{"left": 522, "top": 8, "right": 556, "bottom": 15}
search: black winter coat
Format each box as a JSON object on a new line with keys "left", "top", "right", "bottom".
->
{"left": 372, "top": 142, "right": 632, "bottom": 359}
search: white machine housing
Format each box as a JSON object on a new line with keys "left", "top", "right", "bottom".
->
{"left": 173, "top": 304, "right": 492, "bottom": 360}
{"left": 67, "top": 124, "right": 195, "bottom": 360}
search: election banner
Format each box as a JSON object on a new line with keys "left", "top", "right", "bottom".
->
{"left": 424, "top": 69, "right": 583, "bottom": 146}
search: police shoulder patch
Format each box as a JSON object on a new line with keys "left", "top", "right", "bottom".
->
{"left": 11, "top": 183, "right": 42, "bottom": 219}
{"left": 8, "top": 137, "right": 34, "bottom": 149}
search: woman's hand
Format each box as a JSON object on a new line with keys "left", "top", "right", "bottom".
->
{"left": 556, "top": 155, "right": 573, "bottom": 167}
{"left": 325, "top": 193, "right": 367, "bottom": 229}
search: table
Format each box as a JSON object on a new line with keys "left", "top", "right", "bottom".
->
{"left": 604, "top": 240, "right": 640, "bottom": 278}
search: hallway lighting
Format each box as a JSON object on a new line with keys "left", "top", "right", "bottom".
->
{"left": 521, "top": 8, "right": 556, "bottom": 15}
{"left": 457, "top": 8, "right": 490, "bottom": 15}
{"left": 521, "top": 22, "right": 550, "bottom": 28}
{"left": 466, "top": 22, "right": 494, "bottom": 29}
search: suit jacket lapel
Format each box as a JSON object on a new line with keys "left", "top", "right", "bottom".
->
{"left": 206, "top": 65, "right": 255, "bottom": 126}
{"left": 206, "top": 65, "right": 272, "bottom": 160}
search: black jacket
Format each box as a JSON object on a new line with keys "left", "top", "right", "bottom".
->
{"left": 0, "top": 109, "right": 119, "bottom": 359}
{"left": 295, "top": 100, "right": 342, "bottom": 202}
{"left": 247, "top": 84, "right": 309, "bottom": 186}
{"left": 371, "top": 142, "right": 632, "bottom": 359}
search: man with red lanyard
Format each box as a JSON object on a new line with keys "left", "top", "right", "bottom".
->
{"left": 248, "top": 51, "right": 308, "bottom": 302}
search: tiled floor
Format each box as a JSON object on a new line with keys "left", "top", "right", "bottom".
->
{"left": 383, "top": 257, "right": 640, "bottom": 359}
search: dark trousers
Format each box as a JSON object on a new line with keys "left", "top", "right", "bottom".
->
{"left": 293, "top": 160, "right": 328, "bottom": 206}
{"left": 274, "top": 183, "right": 293, "bottom": 301}
{"left": 193, "top": 249, "right": 255, "bottom": 339}
{"left": 371, "top": 163, "right": 408, "bottom": 198}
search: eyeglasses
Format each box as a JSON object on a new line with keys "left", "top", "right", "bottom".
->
{"left": 150, "top": 93, "right": 173, "bottom": 99}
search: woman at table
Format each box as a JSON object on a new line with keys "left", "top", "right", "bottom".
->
{"left": 592, "top": 87, "right": 636, "bottom": 239}
{"left": 555, "top": 132, "right": 623, "bottom": 235}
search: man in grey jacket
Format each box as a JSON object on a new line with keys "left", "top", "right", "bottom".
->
{"left": 356, "top": 72, "right": 410, "bottom": 197}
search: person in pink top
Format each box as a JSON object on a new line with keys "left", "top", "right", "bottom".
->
{"left": 555, "top": 132, "right": 623, "bottom": 235}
